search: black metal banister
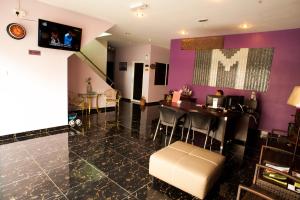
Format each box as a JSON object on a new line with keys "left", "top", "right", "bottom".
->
{"left": 78, "top": 51, "right": 114, "bottom": 87}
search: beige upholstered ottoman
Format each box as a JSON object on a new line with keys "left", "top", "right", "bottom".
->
{"left": 149, "top": 141, "right": 225, "bottom": 199}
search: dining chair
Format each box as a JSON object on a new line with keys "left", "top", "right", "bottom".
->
{"left": 103, "top": 89, "right": 121, "bottom": 114}
{"left": 185, "top": 110, "right": 217, "bottom": 149}
{"left": 153, "top": 105, "right": 185, "bottom": 145}
{"left": 68, "top": 91, "right": 87, "bottom": 115}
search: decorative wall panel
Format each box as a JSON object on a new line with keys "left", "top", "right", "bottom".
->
{"left": 193, "top": 48, "right": 274, "bottom": 92}
{"left": 181, "top": 36, "right": 224, "bottom": 50}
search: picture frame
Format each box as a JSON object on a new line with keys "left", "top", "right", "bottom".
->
{"left": 119, "top": 62, "right": 127, "bottom": 71}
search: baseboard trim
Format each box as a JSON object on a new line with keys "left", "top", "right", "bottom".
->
{"left": 121, "top": 98, "right": 131, "bottom": 102}
{"left": 145, "top": 102, "right": 160, "bottom": 106}
{"left": 0, "top": 125, "right": 69, "bottom": 145}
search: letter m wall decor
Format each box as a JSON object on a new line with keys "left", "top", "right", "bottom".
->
{"left": 193, "top": 48, "right": 274, "bottom": 92}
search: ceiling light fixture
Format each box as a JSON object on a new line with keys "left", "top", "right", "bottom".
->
{"left": 136, "top": 10, "right": 144, "bottom": 18}
{"left": 239, "top": 23, "right": 252, "bottom": 29}
{"left": 198, "top": 19, "right": 208, "bottom": 23}
{"left": 130, "top": 2, "right": 148, "bottom": 10}
{"left": 130, "top": 2, "right": 148, "bottom": 18}
{"left": 179, "top": 30, "right": 188, "bottom": 35}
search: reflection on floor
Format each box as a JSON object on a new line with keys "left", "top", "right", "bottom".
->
{"left": 0, "top": 101, "right": 264, "bottom": 200}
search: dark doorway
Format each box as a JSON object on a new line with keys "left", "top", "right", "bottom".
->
{"left": 107, "top": 61, "right": 114, "bottom": 87}
{"left": 133, "top": 63, "right": 144, "bottom": 100}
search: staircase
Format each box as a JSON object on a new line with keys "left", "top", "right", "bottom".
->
{"left": 68, "top": 38, "right": 116, "bottom": 110}
{"left": 76, "top": 51, "right": 114, "bottom": 87}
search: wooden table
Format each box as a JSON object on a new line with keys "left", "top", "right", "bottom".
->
{"left": 161, "top": 100, "right": 246, "bottom": 153}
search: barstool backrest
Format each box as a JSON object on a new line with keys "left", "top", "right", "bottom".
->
{"left": 188, "top": 111, "right": 217, "bottom": 134}
{"left": 159, "top": 105, "right": 179, "bottom": 126}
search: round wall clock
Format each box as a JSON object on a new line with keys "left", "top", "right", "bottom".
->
{"left": 6, "top": 23, "right": 26, "bottom": 40}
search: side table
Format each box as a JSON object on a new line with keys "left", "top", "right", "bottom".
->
{"left": 78, "top": 93, "right": 101, "bottom": 114}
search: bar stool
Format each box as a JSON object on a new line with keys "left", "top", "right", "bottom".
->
{"left": 153, "top": 105, "right": 185, "bottom": 145}
{"left": 185, "top": 111, "right": 217, "bottom": 149}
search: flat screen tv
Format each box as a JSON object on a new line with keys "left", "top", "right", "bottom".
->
{"left": 38, "top": 19, "right": 82, "bottom": 51}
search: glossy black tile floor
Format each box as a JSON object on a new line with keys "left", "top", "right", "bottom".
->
{"left": 0, "top": 101, "right": 264, "bottom": 200}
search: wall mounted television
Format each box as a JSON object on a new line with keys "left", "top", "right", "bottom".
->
{"left": 38, "top": 19, "right": 82, "bottom": 51}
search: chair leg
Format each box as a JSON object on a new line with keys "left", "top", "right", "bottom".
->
{"left": 185, "top": 121, "right": 192, "bottom": 143}
{"left": 168, "top": 121, "right": 177, "bottom": 145}
{"left": 204, "top": 135, "right": 208, "bottom": 149}
{"left": 153, "top": 119, "right": 161, "bottom": 141}
{"left": 210, "top": 131, "right": 215, "bottom": 151}
{"left": 192, "top": 130, "right": 195, "bottom": 141}
{"left": 181, "top": 127, "right": 184, "bottom": 140}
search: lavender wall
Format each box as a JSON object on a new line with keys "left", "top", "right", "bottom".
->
{"left": 169, "top": 29, "right": 300, "bottom": 131}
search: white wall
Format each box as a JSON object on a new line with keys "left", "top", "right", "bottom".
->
{"left": 149, "top": 45, "right": 170, "bottom": 102}
{"left": 0, "top": 0, "right": 113, "bottom": 135}
{"left": 68, "top": 54, "right": 112, "bottom": 108}
{"left": 114, "top": 44, "right": 169, "bottom": 103}
{"left": 114, "top": 45, "right": 151, "bottom": 100}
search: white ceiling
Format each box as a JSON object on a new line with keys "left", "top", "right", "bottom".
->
{"left": 38, "top": 0, "right": 300, "bottom": 48}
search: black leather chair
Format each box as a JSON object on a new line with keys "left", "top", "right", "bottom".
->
{"left": 153, "top": 105, "right": 185, "bottom": 145}
{"left": 185, "top": 111, "right": 217, "bottom": 149}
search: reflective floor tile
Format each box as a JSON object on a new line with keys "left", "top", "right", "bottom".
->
{"left": 114, "top": 143, "right": 151, "bottom": 161}
{"left": 0, "top": 174, "right": 63, "bottom": 200}
{"left": 47, "top": 160, "right": 105, "bottom": 193}
{"left": 87, "top": 149, "right": 132, "bottom": 174}
{"left": 0, "top": 157, "right": 43, "bottom": 187}
{"left": 33, "top": 150, "right": 80, "bottom": 171}
{"left": 107, "top": 162, "right": 152, "bottom": 193}
{"left": 65, "top": 178, "right": 130, "bottom": 200}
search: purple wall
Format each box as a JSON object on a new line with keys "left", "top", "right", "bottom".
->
{"left": 169, "top": 29, "right": 300, "bottom": 131}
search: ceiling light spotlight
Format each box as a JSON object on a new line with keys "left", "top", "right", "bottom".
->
{"left": 239, "top": 23, "right": 252, "bottom": 29}
{"left": 130, "top": 2, "right": 148, "bottom": 18}
{"left": 136, "top": 10, "right": 144, "bottom": 18}
{"left": 179, "top": 30, "right": 188, "bottom": 35}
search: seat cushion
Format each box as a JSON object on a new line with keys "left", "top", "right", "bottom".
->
{"left": 149, "top": 141, "right": 225, "bottom": 199}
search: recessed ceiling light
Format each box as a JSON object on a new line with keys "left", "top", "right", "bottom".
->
{"left": 239, "top": 23, "right": 252, "bottom": 29}
{"left": 198, "top": 19, "right": 208, "bottom": 23}
{"left": 179, "top": 30, "right": 188, "bottom": 35}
